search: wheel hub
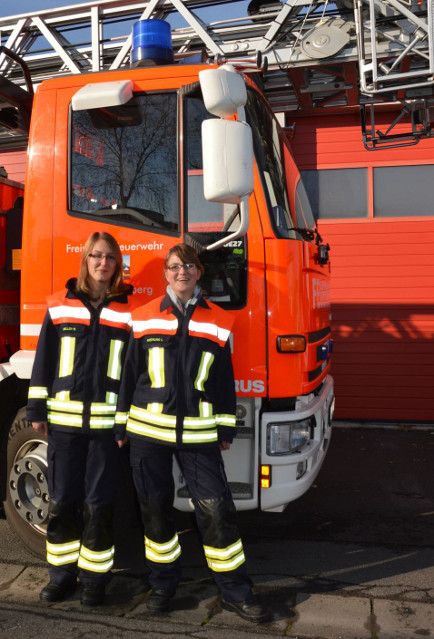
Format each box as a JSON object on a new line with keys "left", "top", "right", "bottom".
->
{"left": 9, "top": 442, "right": 49, "bottom": 525}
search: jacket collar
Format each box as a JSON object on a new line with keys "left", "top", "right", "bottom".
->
{"left": 160, "top": 291, "right": 210, "bottom": 313}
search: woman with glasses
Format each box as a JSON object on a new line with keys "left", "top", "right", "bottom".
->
{"left": 115, "top": 243, "right": 270, "bottom": 624}
{"left": 27, "top": 231, "right": 132, "bottom": 607}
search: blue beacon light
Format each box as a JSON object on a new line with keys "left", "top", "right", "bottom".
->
{"left": 131, "top": 19, "right": 174, "bottom": 67}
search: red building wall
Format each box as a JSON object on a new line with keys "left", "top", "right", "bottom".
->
{"left": 0, "top": 149, "right": 27, "bottom": 184}
{"left": 291, "top": 113, "right": 434, "bottom": 422}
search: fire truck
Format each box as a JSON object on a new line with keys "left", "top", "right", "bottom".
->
{"left": 0, "top": 0, "right": 431, "bottom": 556}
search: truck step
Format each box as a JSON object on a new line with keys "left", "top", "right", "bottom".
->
{"left": 177, "top": 481, "right": 253, "bottom": 500}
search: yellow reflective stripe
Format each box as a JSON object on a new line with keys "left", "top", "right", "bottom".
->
{"left": 59, "top": 336, "right": 76, "bottom": 377}
{"left": 90, "top": 403, "right": 116, "bottom": 414}
{"left": 89, "top": 417, "right": 115, "bottom": 429}
{"left": 47, "top": 412, "right": 83, "bottom": 427}
{"left": 46, "top": 539, "right": 80, "bottom": 566}
{"left": 184, "top": 416, "right": 216, "bottom": 428}
{"left": 47, "top": 399, "right": 116, "bottom": 429}
{"left": 107, "top": 339, "right": 124, "bottom": 380}
{"left": 148, "top": 347, "right": 165, "bottom": 388}
{"left": 203, "top": 539, "right": 246, "bottom": 572}
{"left": 145, "top": 534, "right": 181, "bottom": 563}
{"left": 55, "top": 390, "right": 71, "bottom": 401}
{"left": 106, "top": 391, "right": 118, "bottom": 405}
{"left": 182, "top": 431, "right": 218, "bottom": 443}
{"left": 195, "top": 352, "right": 214, "bottom": 391}
{"left": 80, "top": 545, "right": 115, "bottom": 561}
{"left": 216, "top": 414, "right": 236, "bottom": 428}
{"left": 115, "top": 411, "right": 128, "bottom": 425}
{"left": 46, "top": 540, "right": 81, "bottom": 553}
{"left": 47, "top": 551, "right": 80, "bottom": 566}
{"left": 126, "top": 420, "right": 218, "bottom": 444}
{"left": 199, "top": 401, "right": 212, "bottom": 418}
{"left": 47, "top": 398, "right": 83, "bottom": 413}
{"left": 28, "top": 386, "right": 48, "bottom": 399}
{"left": 77, "top": 558, "right": 114, "bottom": 572}
{"left": 147, "top": 402, "right": 164, "bottom": 413}
{"left": 127, "top": 405, "right": 219, "bottom": 443}
{"left": 127, "top": 419, "right": 176, "bottom": 443}
{"left": 129, "top": 405, "right": 176, "bottom": 426}
{"left": 129, "top": 405, "right": 216, "bottom": 429}
{"left": 77, "top": 544, "right": 115, "bottom": 573}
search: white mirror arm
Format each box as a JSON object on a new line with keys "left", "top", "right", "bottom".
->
{"left": 205, "top": 196, "right": 249, "bottom": 252}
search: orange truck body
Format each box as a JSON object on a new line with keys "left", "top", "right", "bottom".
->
{"left": 1, "top": 60, "right": 333, "bottom": 553}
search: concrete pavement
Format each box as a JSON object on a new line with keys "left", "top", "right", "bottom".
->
{"left": 1, "top": 536, "right": 433, "bottom": 639}
{"left": 2, "top": 426, "right": 434, "bottom": 638}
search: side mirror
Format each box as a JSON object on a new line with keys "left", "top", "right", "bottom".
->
{"left": 202, "top": 119, "right": 253, "bottom": 203}
{"left": 199, "top": 64, "right": 247, "bottom": 117}
{"left": 199, "top": 65, "right": 253, "bottom": 251}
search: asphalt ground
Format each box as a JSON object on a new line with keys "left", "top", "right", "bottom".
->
{"left": 0, "top": 424, "right": 433, "bottom": 638}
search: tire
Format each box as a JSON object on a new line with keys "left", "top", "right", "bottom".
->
{"left": 3, "top": 407, "right": 48, "bottom": 558}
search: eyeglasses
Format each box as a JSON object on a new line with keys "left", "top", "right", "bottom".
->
{"left": 166, "top": 262, "right": 197, "bottom": 272}
{"left": 88, "top": 253, "right": 117, "bottom": 264}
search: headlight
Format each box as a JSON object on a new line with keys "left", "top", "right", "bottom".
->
{"left": 267, "top": 417, "right": 315, "bottom": 455}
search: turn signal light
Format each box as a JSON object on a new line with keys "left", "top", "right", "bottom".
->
{"left": 260, "top": 465, "right": 271, "bottom": 489}
{"left": 277, "top": 335, "right": 306, "bottom": 353}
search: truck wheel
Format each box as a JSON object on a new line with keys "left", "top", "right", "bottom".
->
{"left": 3, "top": 408, "right": 48, "bottom": 558}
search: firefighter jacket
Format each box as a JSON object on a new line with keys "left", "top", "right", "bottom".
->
{"left": 27, "top": 278, "right": 132, "bottom": 434}
{"left": 115, "top": 292, "right": 237, "bottom": 448}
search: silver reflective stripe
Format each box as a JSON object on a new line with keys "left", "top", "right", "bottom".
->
{"left": 49, "top": 305, "right": 90, "bottom": 322}
{"left": 133, "top": 318, "right": 178, "bottom": 334}
{"left": 100, "top": 307, "right": 131, "bottom": 324}
{"left": 188, "top": 319, "right": 230, "bottom": 343}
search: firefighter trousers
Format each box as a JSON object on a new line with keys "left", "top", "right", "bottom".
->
{"left": 46, "top": 430, "right": 119, "bottom": 586}
{"left": 130, "top": 440, "right": 253, "bottom": 603}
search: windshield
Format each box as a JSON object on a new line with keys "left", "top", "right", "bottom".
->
{"left": 244, "top": 89, "right": 297, "bottom": 239}
{"left": 69, "top": 92, "right": 179, "bottom": 232}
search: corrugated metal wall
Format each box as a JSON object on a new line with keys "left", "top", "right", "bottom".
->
{"left": 0, "top": 149, "right": 27, "bottom": 184}
{"left": 291, "top": 113, "right": 434, "bottom": 422}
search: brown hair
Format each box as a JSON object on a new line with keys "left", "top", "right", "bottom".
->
{"left": 76, "top": 232, "right": 127, "bottom": 299}
{"left": 164, "top": 243, "right": 204, "bottom": 277}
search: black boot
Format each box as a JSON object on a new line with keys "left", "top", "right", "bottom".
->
{"left": 40, "top": 581, "right": 76, "bottom": 603}
{"left": 80, "top": 583, "right": 105, "bottom": 606}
